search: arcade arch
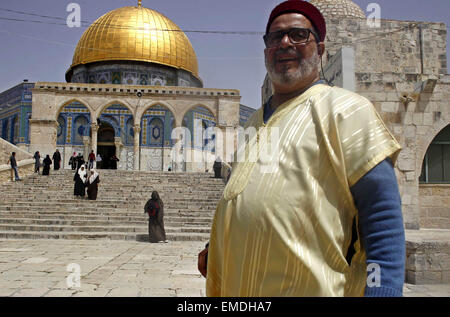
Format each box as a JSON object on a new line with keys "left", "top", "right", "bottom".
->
{"left": 139, "top": 104, "right": 175, "bottom": 171}
{"left": 96, "top": 103, "right": 134, "bottom": 170}
{"left": 419, "top": 124, "right": 450, "bottom": 183}
{"left": 418, "top": 123, "right": 450, "bottom": 229}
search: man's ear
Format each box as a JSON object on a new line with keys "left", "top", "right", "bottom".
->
{"left": 318, "top": 42, "right": 325, "bottom": 57}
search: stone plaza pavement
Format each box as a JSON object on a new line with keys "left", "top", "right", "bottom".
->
{"left": 0, "top": 239, "right": 448, "bottom": 297}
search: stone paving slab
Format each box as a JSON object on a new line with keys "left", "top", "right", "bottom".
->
{"left": 0, "top": 239, "right": 448, "bottom": 297}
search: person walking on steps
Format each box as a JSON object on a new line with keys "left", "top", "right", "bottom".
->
{"left": 144, "top": 191, "right": 167, "bottom": 243}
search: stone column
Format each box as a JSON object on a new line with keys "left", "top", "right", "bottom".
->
{"left": 91, "top": 123, "right": 99, "bottom": 154}
{"left": 29, "top": 119, "right": 58, "bottom": 157}
{"left": 82, "top": 136, "right": 90, "bottom": 159}
{"left": 133, "top": 125, "right": 141, "bottom": 170}
{"left": 114, "top": 137, "right": 123, "bottom": 169}
{"left": 114, "top": 137, "right": 123, "bottom": 157}
{"left": 171, "top": 121, "right": 184, "bottom": 172}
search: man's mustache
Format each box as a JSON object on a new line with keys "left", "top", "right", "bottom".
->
{"left": 272, "top": 48, "right": 302, "bottom": 62}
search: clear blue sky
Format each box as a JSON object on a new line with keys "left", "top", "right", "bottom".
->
{"left": 0, "top": 0, "right": 448, "bottom": 109}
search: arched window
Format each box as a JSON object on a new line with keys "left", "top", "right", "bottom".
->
{"left": 2, "top": 119, "right": 10, "bottom": 142}
{"left": 12, "top": 116, "right": 19, "bottom": 144}
{"left": 202, "top": 121, "right": 208, "bottom": 150}
{"left": 73, "top": 115, "right": 89, "bottom": 144}
{"left": 125, "top": 117, "right": 134, "bottom": 145}
{"left": 420, "top": 125, "right": 450, "bottom": 183}
{"left": 149, "top": 118, "right": 164, "bottom": 146}
{"left": 57, "top": 115, "right": 66, "bottom": 145}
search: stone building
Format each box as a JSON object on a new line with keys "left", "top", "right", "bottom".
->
{"left": 262, "top": 0, "right": 449, "bottom": 283}
{"left": 0, "top": 3, "right": 255, "bottom": 172}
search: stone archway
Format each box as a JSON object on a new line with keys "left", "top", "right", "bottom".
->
{"left": 180, "top": 105, "right": 217, "bottom": 172}
{"left": 97, "top": 121, "right": 116, "bottom": 169}
{"left": 96, "top": 103, "right": 134, "bottom": 170}
{"left": 139, "top": 104, "right": 175, "bottom": 171}
{"left": 52, "top": 100, "right": 92, "bottom": 168}
{"left": 418, "top": 123, "right": 450, "bottom": 229}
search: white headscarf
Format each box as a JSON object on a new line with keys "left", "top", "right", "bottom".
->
{"left": 78, "top": 164, "right": 87, "bottom": 180}
{"left": 89, "top": 169, "right": 99, "bottom": 184}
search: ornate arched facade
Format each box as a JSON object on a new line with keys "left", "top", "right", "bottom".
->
{"left": 30, "top": 82, "right": 240, "bottom": 172}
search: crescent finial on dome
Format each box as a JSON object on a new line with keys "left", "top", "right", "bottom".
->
{"left": 138, "top": 0, "right": 142, "bottom": 7}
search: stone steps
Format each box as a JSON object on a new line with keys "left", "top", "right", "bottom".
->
{"left": 0, "top": 202, "right": 219, "bottom": 209}
{"left": 0, "top": 230, "right": 210, "bottom": 241}
{"left": 0, "top": 213, "right": 212, "bottom": 223}
{"left": 0, "top": 218, "right": 211, "bottom": 228}
{"left": 0, "top": 207, "right": 218, "bottom": 212}
{"left": 0, "top": 169, "right": 224, "bottom": 241}
{"left": 0, "top": 223, "right": 210, "bottom": 233}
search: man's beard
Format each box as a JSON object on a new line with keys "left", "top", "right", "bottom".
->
{"left": 265, "top": 48, "right": 320, "bottom": 86}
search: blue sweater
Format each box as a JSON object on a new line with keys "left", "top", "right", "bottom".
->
{"left": 264, "top": 90, "right": 405, "bottom": 297}
{"left": 351, "top": 159, "right": 405, "bottom": 297}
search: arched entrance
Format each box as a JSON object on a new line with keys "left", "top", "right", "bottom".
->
{"left": 97, "top": 122, "right": 116, "bottom": 169}
{"left": 181, "top": 106, "right": 217, "bottom": 172}
{"left": 140, "top": 105, "right": 175, "bottom": 171}
{"left": 420, "top": 124, "right": 450, "bottom": 183}
{"left": 97, "top": 103, "right": 134, "bottom": 170}
{"left": 56, "top": 100, "right": 92, "bottom": 168}
{"left": 419, "top": 124, "right": 450, "bottom": 229}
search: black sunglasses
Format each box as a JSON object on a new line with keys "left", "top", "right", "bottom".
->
{"left": 263, "top": 27, "right": 319, "bottom": 48}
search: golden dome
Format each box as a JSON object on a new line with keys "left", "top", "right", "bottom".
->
{"left": 68, "top": 5, "right": 199, "bottom": 80}
{"left": 310, "top": 0, "right": 366, "bottom": 19}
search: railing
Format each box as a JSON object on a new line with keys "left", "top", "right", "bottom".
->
{"left": 0, "top": 138, "right": 34, "bottom": 184}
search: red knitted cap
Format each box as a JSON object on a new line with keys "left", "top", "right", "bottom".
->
{"left": 266, "top": 0, "right": 326, "bottom": 42}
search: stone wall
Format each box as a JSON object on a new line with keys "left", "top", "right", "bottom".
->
{"left": 406, "top": 230, "right": 450, "bottom": 284}
{"left": 0, "top": 137, "right": 34, "bottom": 184}
{"left": 419, "top": 184, "right": 450, "bottom": 229}
{"left": 0, "top": 137, "right": 33, "bottom": 164}
{"left": 325, "top": 18, "right": 447, "bottom": 76}
{"left": 356, "top": 73, "right": 449, "bottom": 229}
{"left": 324, "top": 18, "right": 449, "bottom": 230}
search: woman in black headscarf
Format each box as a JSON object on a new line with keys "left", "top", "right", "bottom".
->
{"left": 42, "top": 155, "right": 52, "bottom": 176}
{"left": 33, "top": 151, "right": 41, "bottom": 174}
{"left": 73, "top": 164, "right": 87, "bottom": 198}
{"left": 144, "top": 191, "right": 167, "bottom": 243}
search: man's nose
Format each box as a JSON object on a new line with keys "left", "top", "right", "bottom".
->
{"left": 279, "top": 33, "right": 293, "bottom": 48}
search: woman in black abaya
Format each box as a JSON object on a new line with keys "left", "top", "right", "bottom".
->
{"left": 74, "top": 164, "right": 87, "bottom": 198}
{"left": 144, "top": 191, "right": 167, "bottom": 243}
{"left": 42, "top": 155, "right": 52, "bottom": 176}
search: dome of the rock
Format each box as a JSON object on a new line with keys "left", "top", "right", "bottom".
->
{"left": 65, "top": 4, "right": 201, "bottom": 86}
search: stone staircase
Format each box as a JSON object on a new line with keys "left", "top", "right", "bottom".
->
{"left": 0, "top": 169, "right": 225, "bottom": 241}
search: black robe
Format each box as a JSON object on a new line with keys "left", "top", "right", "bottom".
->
{"left": 111, "top": 156, "right": 119, "bottom": 170}
{"left": 73, "top": 172, "right": 86, "bottom": 196}
{"left": 33, "top": 153, "right": 41, "bottom": 173}
{"left": 144, "top": 199, "right": 166, "bottom": 243}
{"left": 69, "top": 156, "right": 76, "bottom": 170}
{"left": 213, "top": 161, "right": 222, "bottom": 178}
{"left": 53, "top": 152, "right": 61, "bottom": 170}
{"left": 76, "top": 157, "right": 85, "bottom": 170}
{"left": 86, "top": 176, "right": 100, "bottom": 200}
{"left": 42, "top": 157, "right": 52, "bottom": 175}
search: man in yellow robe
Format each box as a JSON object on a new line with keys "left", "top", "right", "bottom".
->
{"left": 199, "top": 0, "right": 405, "bottom": 297}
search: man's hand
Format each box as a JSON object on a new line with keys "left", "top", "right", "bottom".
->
{"left": 198, "top": 247, "right": 208, "bottom": 278}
